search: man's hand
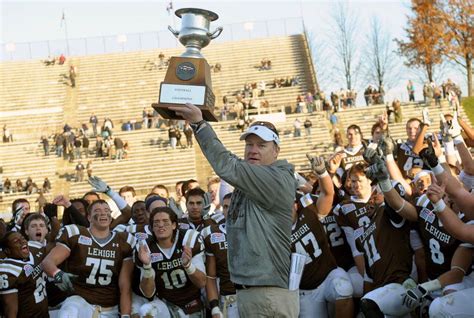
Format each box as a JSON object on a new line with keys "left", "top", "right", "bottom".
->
{"left": 447, "top": 111, "right": 462, "bottom": 138}
{"left": 44, "top": 203, "right": 58, "bottom": 219}
{"left": 54, "top": 271, "right": 78, "bottom": 292}
{"left": 426, "top": 182, "right": 445, "bottom": 205}
{"left": 328, "top": 152, "right": 344, "bottom": 174}
{"left": 52, "top": 195, "right": 71, "bottom": 208}
{"left": 306, "top": 153, "right": 326, "bottom": 175}
{"left": 181, "top": 246, "right": 193, "bottom": 268}
{"left": 365, "top": 151, "right": 389, "bottom": 182}
{"left": 168, "top": 103, "right": 204, "bottom": 124}
{"left": 138, "top": 241, "right": 152, "bottom": 266}
{"left": 88, "top": 176, "right": 110, "bottom": 193}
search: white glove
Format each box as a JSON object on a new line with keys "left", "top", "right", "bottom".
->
{"left": 447, "top": 111, "right": 462, "bottom": 138}
{"left": 88, "top": 176, "right": 110, "bottom": 193}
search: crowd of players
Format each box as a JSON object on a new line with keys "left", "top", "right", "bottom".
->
{"left": 0, "top": 108, "right": 473, "bottom": 318}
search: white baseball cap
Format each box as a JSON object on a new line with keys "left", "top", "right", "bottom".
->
{"left": 239, "top": 121, "right": 280, "bottom": 145}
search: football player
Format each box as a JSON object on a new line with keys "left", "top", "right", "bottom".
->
{"left": 137, "top": 207, "right": 207, "bottom": 317}
{"left": 42, "top": 199, "right": 136, "bottom": 317}
{"left": 292, "top": 155, "right": 354, "bottom": 317}
{"left": 0, "top": 231, "right": 48, "bottom": 317}
{"left": 179, "top": 188, "right": 224, "bottom": 232}
{"left": 201, "top": 191, "right": 236, "bottom": 318}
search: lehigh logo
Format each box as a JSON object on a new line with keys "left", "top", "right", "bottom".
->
{"left": 176, "top": 62, "right": 196, "bottom": 81}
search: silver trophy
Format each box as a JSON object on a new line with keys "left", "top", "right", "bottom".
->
{"left": 168, "top": 8, "right": 223, "bottom": 58}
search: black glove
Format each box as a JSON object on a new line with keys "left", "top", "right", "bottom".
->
{"left": 54, "top": 271, "right": 78, "bottom": 292}
{"left": 419, "top": 140, "right": 438, "bottom": 168}
{"left": 366, "top": 155, "right": 390, "bottom": 182}
{"left": 363, "top": 147, "right": 378, "bottom": 165}
{"left": 44, "top": 203, "right": 58, "bottom": 219}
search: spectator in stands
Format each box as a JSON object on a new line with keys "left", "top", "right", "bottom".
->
{"left": 158, "top": 52, "right": 165, "bottom": 68}
{"left": 259, "top": 80, "right": 266, "bottom": 97}
{"left": 2, "top": 125, "right": 13, "bottom": 143}
{"left": 114, "top": 136, "right": 124, "bottom": 161}
{"left": 42, "top": 177, "right": 51, "bottom": 193}
{"left": 294, "top": 118, "right": 302, "bottom": 137}
{"left": 392, "top": 99, "right": 403, "bottom": 123}
{"left": 75, "top": 161, "right": 85, "bottom": 182}
{"left": 86, "top": 160, "right": 93, "bottom": 178}
{"left": 103, "top": 117, "right": 114, "bottom": 135}
{"left": 168, "top": 124, "right": 178, "bottom": 149}
{"left": 69, "top": 65, "right": 77, "bottom": 87}
{"left": 147, "top": 110, "right": 154, "bottom": 128}
{"left": 82, "top": 134, "right": 90, "bottom": 158}
{"left": 142, "top": 107, "right": 149, "bottom": 129}
{"left": 330, "top": 111, "right": 339, "bottom": 131}
{"left": 304, "top": 117, "right": 312, "bottom": 138}
{"left": 183, "top": 122, "right": 193, "bottom": 148}
{"left": 95, "top": 135, "right": 104, "bottom": 158}
{"left": 407, "top": 80, "right": 415, "bottom": 102}
{"left": 423, "top": 82, "right": 433, "bottom": 106}
{"left": 41, "top": 135, "right": 50, "bottom": 156}
{"left": 3, "top": 178, "right": 12, "bottom": 193}
{"left": 305, "top": 92, "right": 314, "bottom": 113}
{"left": 44, "top": 55, "right": 56, "bottom": 66}
{"left": 58, "top": 53, "right": 66, "bottom": 65}
{"left": 89, "top": 113, "right": 98, "bottom": 136}
{"left": 73, "top": 136, "right": 82, "bottom": 159}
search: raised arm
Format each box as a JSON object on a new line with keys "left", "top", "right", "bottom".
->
{"left": 307, "top": 154, "right": 334, "bottom": 216}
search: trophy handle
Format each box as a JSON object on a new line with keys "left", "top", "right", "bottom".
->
{"left": 168, "top": 25, "right": 179, "bottom": 38}
{"left": 207, "top": 27, "right": 223, "bottom": 40}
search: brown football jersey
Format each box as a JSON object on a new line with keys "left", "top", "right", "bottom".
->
{"left": 0, "top": 241, "right": 48, "bottom": 318}
{"left": 135, "top": 229, "right": 204, "bottom": 314}
{"left": 179, "top": 213, "right": 225, "bottom": 232}
{"left": 291, "top": 205, "right": 337, "bottom": 290}
{"left": 340, "top": 145, "right": 366, "bottom": 171}
{"left": 320, "top": 211, "right": 355, "bottom": 271}
{"left": 56, "top": 224, "right": 136, "bottom": 307}
{"left": 201, "top": 223, "right": 235, "bottom": 295}
{"left": 396, "top": 142, "right": 426, "bottom": 179}
{"left": 353, "top": 205, "right": 413, "bottom": 288}
{"left": 415, "top": 194, "right": 462, "bottom": 279}
{"left": 333, "top": 197, "right": 374, "bottom": 230}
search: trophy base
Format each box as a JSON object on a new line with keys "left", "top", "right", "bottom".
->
{"left": 152, "top": 103, "right": 218, "bottom": 122}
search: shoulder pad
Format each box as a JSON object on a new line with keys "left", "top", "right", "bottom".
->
{"left": 0, "top": 262, "right": 23, "bottom": 277}
{"left": 118, "top": 232, "right": 137, "bottom": 249}
{"left": 61, "top": 224, "right": 81, "bottom": 239}
{"left": 210, "top": 213, "right": 225, "bottom": 224}
{"left": 28, "top": 241, "right": 43, "bottom": 250}
{"left": 182, "top": 229, "right": 200, "bottom": 249}
{"left": 201, "top": 225, "right": 212, "bottom": 239}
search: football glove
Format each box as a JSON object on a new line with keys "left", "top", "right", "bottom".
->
{"left": 306, "top": 153, "right": 327, "bottom": 175}
{"left": 54, "top": 270, "right": 78, "bottom": 292}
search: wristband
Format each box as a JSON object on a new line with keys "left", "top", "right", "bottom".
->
{"left": 395, "top": 199, "right": 406, "bottom": 213}
{"left": 184, "top": 263, "right": 196, "bottom": 275}
{"left": 378, "top": 179, "right": 393, "bottom": 193}
{"left": 432, "top": 199, "right": 447, "bottom": 213}
{"left": 142, "top": 266, "right": 155, "bottom": 279}
{"left": 432, "top": 163, "right": 444, "bottom": 175}
{"left": 386, "top": 154, "right": 395, "bottom": 161}
{"left": 318, "top": 171, "right": 329, "bottom": 178}
{"left": 108, "top": 191, "right": 127, "bottom": 210}
{"left": 209, "top": 299, "right": 219, "bottom": 309}
{"left": 211, "top": 307, "right": 222, "bottom": 316}
{"left": 191, "top": 120, "right": 206, "bottom": 132}
{"left": 420, "top": 279, "right": 442, "bottom": 292}
{"left": 453, "top": 135, "right": 464, "bottom": 145}
{"left": 438, "top": 154, "right": 446, "bottom": 164}
{"left": 121, "top": 315, "right": 131, "bottom": 318}
{"left": 143, "top": 263, "right": 152, "bottom": 270}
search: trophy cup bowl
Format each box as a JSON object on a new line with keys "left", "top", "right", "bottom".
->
{"left": 153, "top": 8, "right": 222, "bottom": 121}
{"left": 169, "top": 8, "right": 223, "bottom": 58}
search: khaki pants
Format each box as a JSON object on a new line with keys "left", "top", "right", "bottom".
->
{"left": 237, "top": 287, "right": 299, "bottom": 318}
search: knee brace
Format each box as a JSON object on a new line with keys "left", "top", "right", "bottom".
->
{"left": 360, "top": 298, "right": 384, "bottom": 318}
{"left": 333, "top": 276, "right": 354, "bottom": 299}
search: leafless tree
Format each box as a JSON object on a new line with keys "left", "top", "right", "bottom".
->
{"left": 329, "top": 1, "right": 361, "bottom": 90}
{"left": 363, "top": 16, "right": 401, "bottom": 91}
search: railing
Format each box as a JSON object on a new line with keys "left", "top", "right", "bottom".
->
{"left": 1, "top": 17, "right": 304, "bottom": 61}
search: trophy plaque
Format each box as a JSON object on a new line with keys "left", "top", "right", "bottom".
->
{"left": 152, "top": 8, "right": 223, "bottom": 121}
